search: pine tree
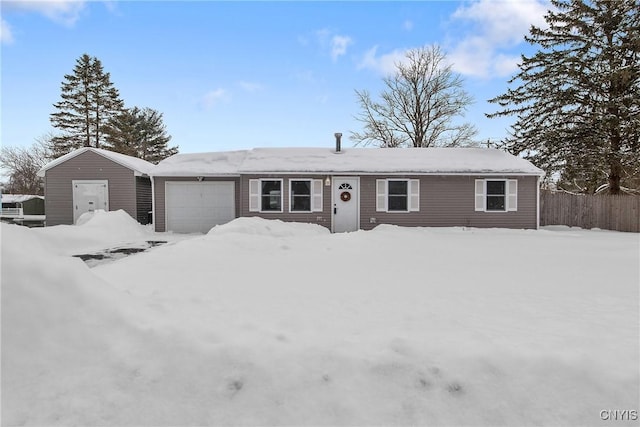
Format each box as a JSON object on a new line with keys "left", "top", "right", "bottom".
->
{"left": 102, "top": 107, "right": 139, "bottom": 158}
{"left": 104, "top": 107, "right": 178, "bottom": 164}
{"left": 50, "top": 54, "right": 124, "bottom": 157}
{"left": 487, "top": 0, "right": 640, "bottom": 194}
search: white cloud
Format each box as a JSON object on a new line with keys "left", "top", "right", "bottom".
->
{"left": 200, "top": 88, "right": 229, "bottom": 110}
{"left": 238, "top": 81, "right": 263, "bottom": 93}
{"left": 311, "top": 28, "right": 353, "bottom": 62}
{"left": 1, "top": 19, "right": 14, "bottom": 44}
{"left": 452, "top": 0, "right": 549, "bottom": 45}
{"left": 357, "top": 46, "right": 407, "bottom": 76}
{"left": 493, "top": 53, "right": 522, "bottom": 76}
{"left": 3, "top": 0, "right": 87, "bottom": 27}
{"left": 330, "top": 35, "right": 352, "bottom": 61}
{"left": 448, "top": 0, "right": 551, "bottom": 78}
{"left": 403, "top": 20, "right": 414, "bottom": 31}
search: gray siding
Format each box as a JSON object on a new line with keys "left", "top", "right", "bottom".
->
{"left": 359, "top": 175, "right": 538, "bottom": 230}
{"left": 239, "top": 175, "right": 333, "bottom": 230}
{"left": 153, "top": 176, "right": 241, "bottom": 232}
{"left": 136, "top": 177, "right": 152, "bottom": 225}
{"left": 44, "top": 150, "right": 138, "bottom": 226}
{"left": 156, "top": 173, "right": 538, "bottom": 232}
{"left": 240, "top": 174, "right": 537, "bottom": 231}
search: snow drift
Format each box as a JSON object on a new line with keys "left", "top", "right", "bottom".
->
{"left": 2, "top": 214, "right": 638, "bottom": 426}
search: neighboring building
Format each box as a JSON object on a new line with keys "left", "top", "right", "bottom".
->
{"left": 1, "top": 194, "right": 45, "bottom": 216}
{"left": 150, "top": 140, "right": 544, "bottom": 233}
{"left": 37, "top": 148, "right": 154, "bottom": 226}
{"left": 0, "top": 194, "right": 46, "bottom": 226}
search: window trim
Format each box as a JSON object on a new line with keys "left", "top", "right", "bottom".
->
{"left": 475, "top": 179, "right": 518, "bottom": 212}
{"left": 256, "top": 178, "right": 283, "bottom": 213}
{"left": 376, "top": 178, "right": 420, "bottom": 213}
{"left": 288, "top": 179, "right": 323, "bottom": 213}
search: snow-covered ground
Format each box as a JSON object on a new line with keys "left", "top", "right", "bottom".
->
{"left": 2, "top": 211, "right": 639, "bottom": 426}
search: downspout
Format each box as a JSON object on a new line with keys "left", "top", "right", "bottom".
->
{"left": 536, "top": 175, "right": 541, "bottom": 229}
{"left": 151, "top": 175, "right": 156, "bottom": 231}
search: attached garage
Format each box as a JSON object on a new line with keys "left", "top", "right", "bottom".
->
{"left": 165, "top": 181, "right": 235, "bottom": 233}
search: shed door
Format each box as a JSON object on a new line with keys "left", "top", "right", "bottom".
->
{"left": 72, "top": 180, "right": 109, "bottom": 224}
{"left": 165, "top": 181, "right": 235, "bottom": 233}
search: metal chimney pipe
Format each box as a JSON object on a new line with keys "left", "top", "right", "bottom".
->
{"left": 334, "top": 132, "right": 342, "bottom": 152}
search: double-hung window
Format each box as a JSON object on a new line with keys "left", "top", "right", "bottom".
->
{"left": 249, "top": 179, "right": 322, "bottom": 213}
{"left": 475, "top": 179, "right": 518, "bottom": 212}
{"left": 290, "top": 180, "right": 311, "bottom": 212}
{"left": 486, "top": 181, "right": 506, "bottom": 211}
{"left": 289, "top": 179, "right": 323, "bottom": 212}
{"left": 376, "top": 179, "right": 420, "bottom": 212}
{"left": 249, "top": 179, "right": 283, "bottom": 212}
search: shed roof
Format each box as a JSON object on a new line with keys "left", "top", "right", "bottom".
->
{"left": 1, "top": 194, "right": 44, "bottom": 204}
{"left": 152, "top": 147, "right": 544, "bottom": 177}
{"left": 37, "top": 147, "right": 155, "bottom": 177}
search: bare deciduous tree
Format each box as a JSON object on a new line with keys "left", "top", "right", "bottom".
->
{"left": 351, "top": 45, "right": 477, "bottom": 148}
{"left": 0, "top": 136, "right": 53, "bottom": 195}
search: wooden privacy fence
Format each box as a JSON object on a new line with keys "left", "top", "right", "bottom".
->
{"left": 540, "top": 190, "right": 640, "bottom": 232}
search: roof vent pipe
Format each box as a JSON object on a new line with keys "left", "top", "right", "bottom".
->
{"left": 334, "top": 132, "right": 342, "bottom": 153}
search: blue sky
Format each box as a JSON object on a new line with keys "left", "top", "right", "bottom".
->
{"left": 1, "top": 0, "right": 551, "bottom": 154}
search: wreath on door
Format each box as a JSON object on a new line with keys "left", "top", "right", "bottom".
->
{"left": 340, "top": 191, "right": 351, "bottom": 202}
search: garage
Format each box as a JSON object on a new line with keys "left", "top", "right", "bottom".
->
{"left": 165, "top": 181, "right": 236, "bottom": 233}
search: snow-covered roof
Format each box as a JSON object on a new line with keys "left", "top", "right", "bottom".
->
{"left": 150, "top": 150, "right": 247, "bottom": 177}
{"left": 152, "top": 147, "right": 544, "bottom": 176}
{"left": 37, "top": 147, "right": 155, "bottom": 177}
{"left": 1, "top": 194, "right": 44, "bottom": 204}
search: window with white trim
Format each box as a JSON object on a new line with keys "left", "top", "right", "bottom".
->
{"left": 376, "top": 179, "right": 420, "bottom": 212}
{"left": 289, "top": 179, "right": 323, "bottom": 212}
{"left": 475, "top": 179, "right": 517, "bottom": 212}
{"left": 249, "top": 179, "right": 283, "bottom": 212}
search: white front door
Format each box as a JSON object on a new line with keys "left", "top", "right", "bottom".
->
{"left": 72, "top": 180, "right": 109, "bottom": 223}
{"left": 332, "top": 177, "right": 359, "bottom": 233}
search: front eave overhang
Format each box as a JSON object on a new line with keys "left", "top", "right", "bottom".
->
{"left": 237, "top": 170, "right": 545, "bottom": 177}
{"left": 150, "top": 173, "right": 242, "bottom": 178}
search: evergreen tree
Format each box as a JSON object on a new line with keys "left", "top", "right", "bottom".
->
{"left": 50, "top": 54, "right": 124, "bottom": 157}
{"left": 104, "top": 107, "right": 178, "bottom": 164}
{"left": 487, "top": 0, "right": 640, "bottom": 194}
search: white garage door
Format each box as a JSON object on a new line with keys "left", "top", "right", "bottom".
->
{"left": 165, "top": 181, "right": 235, "bottom": 233}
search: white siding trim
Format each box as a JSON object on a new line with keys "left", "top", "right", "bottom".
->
{"left": 376, "top": 179, "right": 387, "bottom": 212}
{"left": 249, "top": 179, "right": 260, "bottom": 212}
{"left": 409, "top": 179, "right": 420, "bottom": 212}
{"left": 475, "top": 179, "right": 485, "bottom": 211}
{"left": 507, "top": 179, "right": 518, "bottom": 212}
{"left": 312, "top": 179, "right": 323, "bottom": 212}
{"left": 536, "top": 176, "right": 541, "bottom": 229}
{"left": 151, "top": 177, "right": 156, "bottom": 230}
